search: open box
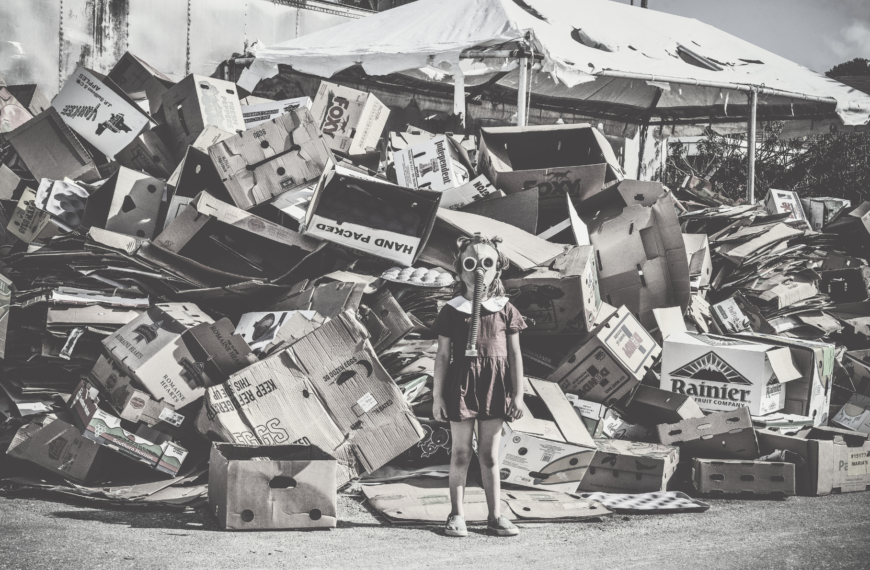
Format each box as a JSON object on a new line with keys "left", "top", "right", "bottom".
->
{"left": 302, "top": 160, "right": 440, "bottom": 266}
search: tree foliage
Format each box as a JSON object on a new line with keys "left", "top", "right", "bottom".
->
{"left": 666, "top": 123, "right": 870, "bottom": 204}
{"left": 826, "top": 58, "right": 870, "bottom": 78}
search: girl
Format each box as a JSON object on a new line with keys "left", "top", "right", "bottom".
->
{"left": 432, "top": 234, "right": 527, "bottom": 537}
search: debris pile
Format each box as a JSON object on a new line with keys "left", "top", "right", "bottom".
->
{"left": 1, "top": 52, "right": 869, "bottom": 527}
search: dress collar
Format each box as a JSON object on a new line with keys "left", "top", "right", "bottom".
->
{"left": 447, "top": 295, "right": 509, "bottom": 315}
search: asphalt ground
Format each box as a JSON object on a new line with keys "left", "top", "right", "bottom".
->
{"left": 1, "top": 487, "right": 869, "bottom": 570}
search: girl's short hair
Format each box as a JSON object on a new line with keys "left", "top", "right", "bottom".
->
{"left": 452, "top": 234, "right": 510, "bottom": 299}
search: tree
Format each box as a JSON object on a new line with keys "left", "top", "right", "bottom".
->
{"left": 826, "top": 58, "right": 870, "bottom": 78}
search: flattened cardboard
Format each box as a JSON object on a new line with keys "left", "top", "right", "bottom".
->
{"left": 585, "top": 185, "right": 690, "bottom": 330}
{"left": 310, "top": 81, "right": 389, "bottom": 156}
{"left": 624, "top": 384, "right": 705, "bottom": 426}
{"left": 303, "top": 161, "right": 440, "bottom": 266}
{"left": 657, "top": 407, "right": 759, "bottom": 460}
{"left": 4, "top": 108, "right": 100, "bottom": 183}
{"left": 241, "top": 96, "right": 312, "bottom": 129}
{"left": 548, "top": 304, "right": 660, "bottom": 408}
{"left": 196, "top": 311, "right": 425, "bottom": 484}
{"left": 477, "top": 124, "right": 622, "bottom": 210}
{"left": 209, "top": 443, "right": 337, "bottom": 530}
{"left": 52, "top": 66, "right": 153, "bottom": 157}
{"left": 693, "top": 459, "right": 795, "bottom": 496}
{"left": 0, "top": 87, "right": 34, "bottom": 133}
{"left": 765, "top": 189, "right": 807, "bottom": 224}
{"left": 361, "top": 479, "right": 608, "bottom": 524}
{"left": 577, "top": 440, "right": 679, "bottom": 494}
{"left": 115, "top": 128, "right": 178, "bottom": 179}
{"left": 735, "top": 332, "right": 835, "bottom": 427}
{"left": 661, "top": 331, "right": 802, "bottom": 416}
{"left": 209, "top": 107, "right": 332, "bottom": 210}
{"left": 832, "top": 394, "right": 870, "bottom": 434}
{"left": 103, "top": 303, "right": 253, "bottom": 407}
{"left": 434, "top": 207, "right": 566, "bottom": 271}
{"left": 0, "top": 274, "right": 10, "bottom": 359}
{"left": 161, "top": 75, "right": 245, "bottom": 159}
{"left": 6, "top": 413, "right": 106, "bottom": 483}
{"left": 108, "top": 52, "right": 175, "bottom": 117}
{"left": 394, "top": 134, "right": 472, "bottom": 192}
{"left": 504, "top": 245, "right": 601, "bottom": 335}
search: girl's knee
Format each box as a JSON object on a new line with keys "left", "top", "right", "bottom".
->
{"left": 451, "top": 446, "right": 474, "bottom": 466}
{"left": 478, "top": 451, "right": 498, "bottom": 469}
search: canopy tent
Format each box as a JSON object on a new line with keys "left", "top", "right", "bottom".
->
{"left": 242, "top": 0, "right": 870, "bottom": 200}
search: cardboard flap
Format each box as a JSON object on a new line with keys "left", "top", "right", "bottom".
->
{"left": 767, "top": 347, "right": 802, "bottom": 384}
{"left": 653, "top": 307, "right": 687, "bottom": 341}
{"left": 567, "top": 195, "right": 590, "bottom": 246}
{"left": 529, "top": 378, "right": 595, "bottom": 448}
{"left": 459, "top": 189, "right": 538, "bottom": 235}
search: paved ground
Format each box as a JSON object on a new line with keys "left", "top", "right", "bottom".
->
{"left": 1, "top": 488, "right": 869, "bottom": 570}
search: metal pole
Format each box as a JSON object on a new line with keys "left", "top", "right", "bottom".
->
{"left": 453, "top": 65, "right": 465, "bottom": 131}
{"left": 747, "top": 88, "right": 758, "bottom": 204}
{"left": 517, "top": 54, "right": 529, "bottom": 127}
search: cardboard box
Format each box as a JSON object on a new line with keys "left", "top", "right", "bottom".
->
{"left": 209, "top": 443, "right": 337, "bottom": 530}
{"left": 88, "top": 355, "right": 184, "bottom": 428}
{"left": 6, "top": 186, "right": 59, "bottom": 244}
{"left": 504, "top": 245, "right": 601, "bottom": 335}
{"left": 765, "top": 188, "right": 808, "bottom": 224}
{"left": 585, "top": 183, "right": 691, "bottom": 330}
{"left": 832, "top": 394, "right": 870, "bottom": 434}
{"left": 0, "top": 87, "right": 34, "bottom": 133}
{"left": 103, "top": 303, "right": 253, "bottom": 408}
{"left": 95, "top": 167, "right": 166, "bottom": 239}
{"left": 577, "top": 439, "right": 679, "bottom": 493}
{"left": 394, "top": 134, "right": 473, "bottom": 192}
{"left": 438, "top": 174, "right": 499, "bottom": 210}
{"left": 195, "top": 310, "right": 425, "bottom": 485}
{"left": 52, "top": 66, "right": 154, "bottom": 157}
{"left": 6, "top": 413, "right": 107, "bottom": 483}
{"left": 302, "top": 160, "right": 440, "bottom": 266}
{"left": 683, "top": 233, "right": 713, "bottom": 288}
{"left": 0, "top": 163, "right": 22, "bottom": 200}
{"left": 167, "top": 125, "right": 235, "bottom": 203}
{"left": 161, "top": 75, "right": 245, "bottom": 159}
{"left": 107, "top": 51, "right": 176, "bottom": 116}
{"left": 4, "top": 108, "right": 101, "bottom": 183}
{"left": 820, "top": 266, "right": 870, "bottom": 303}
{"left": 310, "top": 81, "right": 389, "bottom": 156}
{"left": 800, "top": 197, "right": 851, "bottom": 230}
{"left": 548, "top": 304, "right": 661, "bottom": 408}
{"left": 735, "top": 333, "right": 834, "bottom": 427}
{"left": 565, "top": 394, "right": 652, "bottom": 440}
{"left": 209, "top": 108, "right": 332, "bottom": 210}
{"left": 710, "top": 293, "right": 774, "bottom": 335}
{"left": 241, "top": 96, "right": 312, "bottom": 129}
{"left": 0, "top": 274, "right": 10, "bottom": 359}
{"left": 757, "top": 426, "right": 870, "bottom": 495}
{"left": 68, "top": 379, "right": 188, "bottom": 475}
{"left": 660, "top": 331, "right": 802, "bottom": 416}
{"left": 234, "top": 310, "right": 320, "bottom": 352}
{"left": 152, "top": 191, "right": 319, "bottom": 283}
{"left": 477, "top": 123, "right": 623, "bottom": 211}
{"left": 5, "top": 84, "right": 51, "bottom": 117}
{"left": 498, "top": 378, "right": 596, "bottom": 493}
{"left": 693, "top": 459, "right": 795, "bottom": 496}
{"left": 623, "top": 384, "right": 705, "bottom": 425}
{"left": 114, "top": 128, "right": 178, "bottom": 179}
{"left": 657, "top": 407, "right": 759, "bottom": 460}
{"left": 752, "top": 412, "right": 815, "bottom": 434}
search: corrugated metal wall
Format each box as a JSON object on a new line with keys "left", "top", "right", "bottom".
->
{"left": 0, "top": 0, "right": 368, "bottom": 97}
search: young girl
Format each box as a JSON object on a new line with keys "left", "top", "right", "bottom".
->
{"left": 432, "top": 234, "right": 527, "bottom": 537}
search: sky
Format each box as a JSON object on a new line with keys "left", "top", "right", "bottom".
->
{"left": 611, "top": 0, "right": 870, "bottom": 74}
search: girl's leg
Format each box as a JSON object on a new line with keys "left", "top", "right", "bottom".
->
{"left": 448, "top": 419, "right": 476, "bottom": 517}
{"left": 475, "top": 418, "right": 504, "bottom": 520}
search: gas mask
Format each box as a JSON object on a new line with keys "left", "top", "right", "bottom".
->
{"left": 456, "top": 234, "right": 503, "bottom": 357}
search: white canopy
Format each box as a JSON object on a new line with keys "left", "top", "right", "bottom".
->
{"left": 247, "top": 0, "right": 870, "bottom": 128}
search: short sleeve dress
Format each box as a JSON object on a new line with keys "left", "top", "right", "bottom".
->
{"left": 433, "top": 296, "right": 527, "bottom": 422}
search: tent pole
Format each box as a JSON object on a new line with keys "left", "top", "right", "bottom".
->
{"left": 747, "top": 88, "right": 758, "bottom": 203}
{"left": 517, "top": 54, "right": 529, "bottom": 127}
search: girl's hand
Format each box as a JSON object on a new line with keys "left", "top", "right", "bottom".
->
{"left": 507, "top": 397, "right": 525, "bottom": 422}
{"left": 433, "top": 397, "right": 449, "bottom": 423}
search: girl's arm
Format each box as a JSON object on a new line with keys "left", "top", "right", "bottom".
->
{"left": 507, "top": 333, "right": 525, "bottom": 420}
{"left": 432, "top": 335, "right": 452, "bottom": 422}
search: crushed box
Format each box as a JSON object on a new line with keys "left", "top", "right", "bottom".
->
{"left": 209, "top": 443, "right": 337, "bottom": 530}
{"left": 310, "top": 81, "right": 389, "bottom": 156}
{"left": 623, "top": 384, "right": 705, "bottom": 425}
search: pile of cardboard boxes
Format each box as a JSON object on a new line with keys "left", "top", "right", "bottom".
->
{"left": 2, "top": 51, "right": 870, "bottom": 529}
